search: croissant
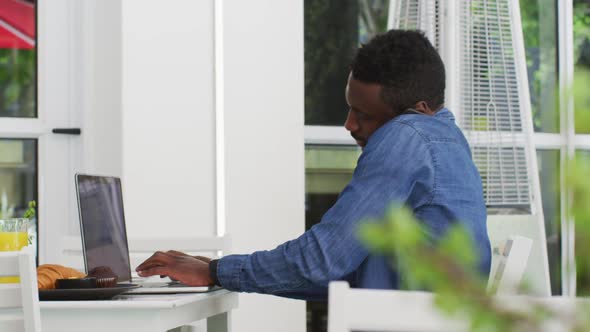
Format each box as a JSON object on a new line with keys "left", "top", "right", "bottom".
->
{"left": 37, "top": 264, "right": 86, "bottom": 289}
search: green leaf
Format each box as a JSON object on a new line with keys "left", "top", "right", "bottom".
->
{"left": 23, "top": 200, "right": 36, "bottom": 219}
{"left": 438, "top": 225, "right": 478, "bottom": 268}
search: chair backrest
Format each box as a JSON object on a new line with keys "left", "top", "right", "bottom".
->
{"left": 487, "top": 235, "right": 533, "bottom": 295}
{"left": 327, "top": 236, "right": 533, "bottom": 331}
{"left": 0, "top": 247, "right": 41, "bottom": 332}
{"left": 487, "top": 215, "right": 550, "bottom": 295}
{"left": 59, "top": 235, "right": 231, "bottom": 273}
{"left": 328, "top": 281, "right": 588, "bottom": 332}
{"left": 327, "top": 281, "right": 465, "bottom": 332}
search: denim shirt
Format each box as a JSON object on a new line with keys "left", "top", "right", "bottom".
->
{"left": 217, "top": 108, "right": 491, "bottom": 300}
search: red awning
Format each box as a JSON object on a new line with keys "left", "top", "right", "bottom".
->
{"left": 0, "top": 23, "right": 31, "bottom": 48}
{"left": 0, "top": 0, "right": 35, "bottom": 49}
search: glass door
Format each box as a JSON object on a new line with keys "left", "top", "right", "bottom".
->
{"left": 0, "top": 0, "right": 82, "bottom": 263}
{"left": 0, "top": 0, "right": 39, "bottom": 256}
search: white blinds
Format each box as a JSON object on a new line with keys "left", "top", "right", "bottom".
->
{"left": 458, "top": 0, "right": 531, "bottom": 210}
{"left": 458, "top": 0, "right": 532, "bottom": 210}
{"left": 388, "top": 0, "right": 442, "bottom": 50}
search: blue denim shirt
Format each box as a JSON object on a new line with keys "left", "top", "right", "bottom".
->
{"left": 217, "top": 109, "right": 491, "bottom": 300}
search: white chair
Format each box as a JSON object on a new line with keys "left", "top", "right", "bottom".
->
{"left": 0, "top": 247, "right": 41, "bottom": 332}
{"left": 328, "top": 282, "right": 464, "bottom": 332}
{"left": 487, "top": 235, "right": 533, "bottom": 295}
{"left": 328, "top": 281, "right": 582, "bottom": 332}
{"left": 487, "top": 215, "right": 550, "bottom": 295}
{"left": 327, "top": 236, "right": 533, "bottom": 332}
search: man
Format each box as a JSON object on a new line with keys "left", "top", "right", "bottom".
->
{"left": 136, "top": 30, "right": 491, "bottom": 298}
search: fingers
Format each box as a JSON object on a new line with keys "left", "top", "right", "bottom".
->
{"left": 135, "top": 251, "right": 175, "bottom": 272}
{"left": 136, "top": 254, "right": 212, "bottom": 286}
{"left": 137, "top": 266, "right": 168, "bottom": 278}
{"left": 135, "top": 250, "right": 212, "bottom": 274}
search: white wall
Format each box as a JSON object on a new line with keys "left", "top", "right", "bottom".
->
{"left": 79, "top": 0, "right": 123, "bottom": 179}
{"left": 121, "top": 0, "right": 216, "bottom": 238}
{"left": 222, "top": 1, "right": 306, "bottom": 331}
{"left": 83, "top": 0, "right": 306, "bottom": 330}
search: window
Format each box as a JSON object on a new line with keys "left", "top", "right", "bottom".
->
{"left": 536, "top": 149, "right": 561, "bottom": 294}
{"left": 572, "top": 0, "right": 590, "bottom": 294}
{"left": 519, "top": 0, "right": 564, "bottom": 294}
{"left": 0, "top": 139, "right": 36, "bottom": 217}
{"left": 304, "top": 1, "right": 388, "bottom": 330}
{"left": 0, "top": 0, "right": 84, "bottom": 264}
{"left": 305, "top": 0, "right": 390, "bottom": 126}
{"left": 573, "top": 0, "right": 590, "bottom": 134}
{"left": 305, "top": 145, "right": 358, "bottom": 332}
{"left": 528, "top": 0, "right": 590, "bottom": 295}
{"left": 0, "top": 0, "right": 37, "bottom": 255}
{"left": 576, "top": 150, "right": 590, "bottom": 294}
{"left": 520, "top": 0, "right": 559, "bottom": 133}
{"left": 305, "top": 145, "right": 359, "bottom": 230}
{"left": 0, "top": 0, "right": 36, "bottom": 118}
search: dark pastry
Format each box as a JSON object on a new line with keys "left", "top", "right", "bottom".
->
{"left": 87, "top": 266, "right": 118, "bottom": 288}
{"left": 56, "top": 277, "right": 97, "bottom": 289}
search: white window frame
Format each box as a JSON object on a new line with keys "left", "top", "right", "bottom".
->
{"left": 304, "top": 126, "right": 355, "bottom": 146}
{"left": 558, "top": 0, "right": 576, "bottom": 296}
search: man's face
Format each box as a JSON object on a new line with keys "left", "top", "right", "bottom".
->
{"left": 344, "top": 74, "right": 395, "bottom": 148}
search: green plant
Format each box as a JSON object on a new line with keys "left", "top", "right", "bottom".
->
{"left": 23, "top": 200, "right": 36, "bottom": 219}
{"left": 359, "top": 207, "right": 550, "bottom": 331}
{"left": 23, "top": 200, "right": 36, "bottom": 246}
{"left": 0, "top": 49, "right": 36, "bottom": 117}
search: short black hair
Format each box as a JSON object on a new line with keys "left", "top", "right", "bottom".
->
{"left": 350, "top": 30, "right": 446, "bottom": 114}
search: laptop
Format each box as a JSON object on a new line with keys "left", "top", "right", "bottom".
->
{"left": 75, "top": 173, "right": 214, "bottom": 293}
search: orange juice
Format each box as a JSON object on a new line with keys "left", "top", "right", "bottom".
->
{"left": 0, "top": 231, "right": 28, "bottom": 251}
{"left": 0, "top": 231, "right": 29, "bottom": 283}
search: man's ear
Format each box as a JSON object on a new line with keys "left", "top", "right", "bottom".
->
{"left": 414, "top": 101, "right": 436, "bottom": 115}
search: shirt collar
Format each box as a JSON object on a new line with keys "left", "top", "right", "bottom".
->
{"left": 434, "top": 108, "right": 455, "bottom": 121}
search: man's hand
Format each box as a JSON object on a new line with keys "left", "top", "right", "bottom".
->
{"left": 165, "top": 250, "right": 212, "bottom": 264}
{"left": 135, "top": 250, "right": 213, "bottom": 286}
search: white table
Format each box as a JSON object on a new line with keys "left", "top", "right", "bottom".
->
{"left": 40, "top": 289, "right": 238, "bottom": 332}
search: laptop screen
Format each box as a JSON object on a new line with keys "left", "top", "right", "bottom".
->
{"left": 76, "top": 174, "right": 132, "bottom": 282}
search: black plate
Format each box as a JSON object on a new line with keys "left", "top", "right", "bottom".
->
{"left": 39, "top": 283, "right": 140, "bottom": 301}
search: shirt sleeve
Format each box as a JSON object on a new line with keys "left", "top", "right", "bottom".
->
{"left": 209, "top": 259, "right": 220, "bottom": 285}
{"left": 216, "top": 122, "right": 434, "bottom": 297}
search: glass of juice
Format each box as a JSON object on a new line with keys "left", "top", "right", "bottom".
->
{"left": 0, "top": 218, "right": 30, "bottom": 283}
